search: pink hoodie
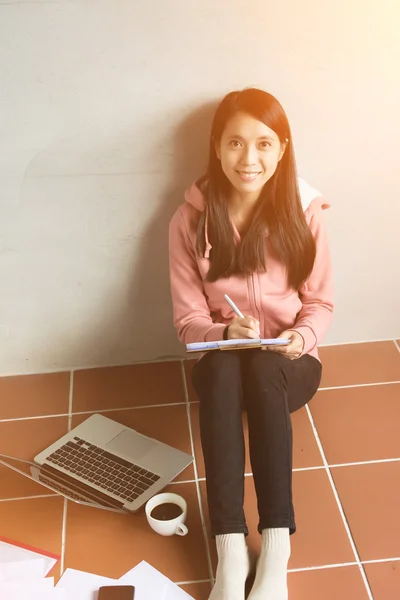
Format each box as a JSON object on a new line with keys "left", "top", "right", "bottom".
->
{"left": 169, "top": 178, "right": 334, "bottom": 361}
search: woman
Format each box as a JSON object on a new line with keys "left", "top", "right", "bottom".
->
{"left": 169, "top": 88, "right": 333, "bottom": 600}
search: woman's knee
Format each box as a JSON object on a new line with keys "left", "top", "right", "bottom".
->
{"left": 192, "top": 349, "right": 240, "bottom": 377}
{"left": 246, "top": 350, "right": 287, "bottom": 374}
{"left": 191, "top": 350, "right": 242, "bottom": 397}
{"left": 242, "top": 350, "right": 289, "bottom": 393}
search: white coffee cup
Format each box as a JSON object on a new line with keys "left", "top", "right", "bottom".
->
{"left": 145, "top": 492, "right": 188, "bottom": 537}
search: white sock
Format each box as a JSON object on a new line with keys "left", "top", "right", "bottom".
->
{"left": 209, "top": 533, "right": 251, "bottom": 600}
{"left": 247, "top": 528, "right": 290, "bottom": 600}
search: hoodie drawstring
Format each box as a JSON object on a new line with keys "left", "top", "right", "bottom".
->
{"left": 204, "top": 206, "right": 212, "bottom": 259}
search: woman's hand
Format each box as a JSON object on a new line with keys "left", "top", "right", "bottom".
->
{"left": 263, "top": 329, "right": 304, "bottom": 360}
{"left": 226, "top": 316, "right": 260, "bottom": 339}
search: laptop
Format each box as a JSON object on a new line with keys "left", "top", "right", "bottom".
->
{"left": 0, "top": 414, "right": 193, "bottom": 514}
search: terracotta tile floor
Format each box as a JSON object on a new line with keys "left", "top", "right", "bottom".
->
{"left": 0, "top": 340, "right": 399, "bottom": 599}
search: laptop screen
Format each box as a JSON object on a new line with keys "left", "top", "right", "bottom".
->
{"left": 0, "top": 454, "right": 126, "bottom": 514}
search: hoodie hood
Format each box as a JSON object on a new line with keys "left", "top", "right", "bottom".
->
{"left": 184, "top": 176, "right": 330, "bottom": 259}
{"left": 184, "top": 181, "right": 211, "bottom": 257}
{"left": 184, "top": 176, "right": 329, "bottom": 212}
{"left": 184, "top": 180, "right": 207, "bottom": 211}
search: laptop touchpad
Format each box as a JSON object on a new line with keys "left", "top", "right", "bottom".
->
{"left": 106, "top": 429, "right": 157, "bottom": 459}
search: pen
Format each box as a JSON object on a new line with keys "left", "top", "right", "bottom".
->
{"left": 224, "top": 294, "right": 245, "bottom": 319}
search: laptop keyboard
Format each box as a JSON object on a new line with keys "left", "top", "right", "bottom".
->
{"left": 38, "top": 473, "right": 90, "bottom": 503}
{"left": 46, "top": 436, "right": 161, "bottom": 503}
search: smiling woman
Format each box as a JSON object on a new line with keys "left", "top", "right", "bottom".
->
{"left": 217, "top": 116, "right": 286, "bottom": 197}
{"left": 168, "top": 87, "right": 334, "bottom": 600}
{"left": 197, "top": 89, "right": 317, "bottom": 291}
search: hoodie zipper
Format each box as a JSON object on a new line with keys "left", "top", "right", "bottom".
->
{"left": 248, "top": 274, "right": 260, "bottom": 327}
{"left": 252, "top": 272, "right": 266, "bottom": 337}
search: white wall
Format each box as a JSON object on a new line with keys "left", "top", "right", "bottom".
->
{"left": 1, "top": 0, "right": 399, "bottom": 375}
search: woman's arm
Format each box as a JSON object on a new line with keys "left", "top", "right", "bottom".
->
{"left": 291, "top": 202, "right": 334, "bottom": 355}
{"left": 169, "top": 208, "right": 227, "bottom": 344}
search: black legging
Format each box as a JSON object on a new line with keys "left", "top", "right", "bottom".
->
{"left": 192, "top": 349, "right": 322, "bottom": 536}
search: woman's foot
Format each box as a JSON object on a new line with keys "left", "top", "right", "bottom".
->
{"left": 209, "top": 533, "right": 251, "bottom": 600}
{"left": 247, "top": 528, "right": 290, "bottom": 600}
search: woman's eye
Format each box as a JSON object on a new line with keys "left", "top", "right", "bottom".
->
{"left": 229, "top": 140, "right": 241, "bottom": 148}
{"left": 259, "top": 141, "right": 271, "bottom": 149}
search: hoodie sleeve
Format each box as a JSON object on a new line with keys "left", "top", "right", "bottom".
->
{"left": 169, "top": 208, "right": 227, "bottom": 344}
{"left": 291, "top": 200, "right": 334, "bottom": 355}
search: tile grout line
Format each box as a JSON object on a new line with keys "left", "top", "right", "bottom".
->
{"left": 0, "top": 402, "right": 189, "bottom": 423}
{"left": 4, "top": 457, "right": 400, "bottom": 504}
{"left": 3, "top": 378, "right": 400, "bottom": 424}
{"left": 60, "top": 370, "right": 74, "bottom": 575}
{"left": 174, "top": 556, "right": 400, "bottom": 580}
{"left": 0, "top": 357, "right": 186, "bottom": 378}
{"left": 160, "top": 456, "right": 400, "bottom": 487}
{"left": 0, "top": 413, "right": 70, "bottom": 423}
{"left": 0, "top": 493, "right": 59, "bottom": 502}
{"left": 326, "top": 457, "right": 400, "bottom": 469}
{"left": 318, "top": 380, "right": 400, "bottom": 391}
{"left": 0, "top": 337, "right": 396, "bottom": 377}
{"left": 287, "top": 556, "right": 400, "bottom": 573}
{"left": 71, "top": 401, "right": 187, "bottom": 414}
{"left": 288, "top": 561, "right": 358, "bottom": 573}
{"left": 305, "top": 404, "right": 374, "bottom": 600}
{"left": 180, "top": 360, "right": 215, "bottom": 586}
{"left": 3, "top": 458, "right": 400, "bottom": 501}
{"left": 60, "top": 498, "right": 68, "bottom": 575}
{"left": 362, "top": 556, "right": 400, "bottom": 565}
{"left": 173, "top": 555, "right": 400, "bottom": 581}
{"left": 288, "top": 557, "right": 400, "bottom": 573}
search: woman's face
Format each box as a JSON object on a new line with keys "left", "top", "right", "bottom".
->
{"left": 215, "top": 111, "right": 286, "bottom": 202}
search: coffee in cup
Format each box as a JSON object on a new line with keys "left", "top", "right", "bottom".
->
{"left": 145, "top": 492, "right": 188, "bottom": 536}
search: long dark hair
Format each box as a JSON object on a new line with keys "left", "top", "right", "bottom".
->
{"left": 196, "top": 88, "right": 316, "bottom": 290}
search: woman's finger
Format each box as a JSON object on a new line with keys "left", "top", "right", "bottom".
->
{"left": 241, "top": 327, "right": 259, "bottom": 339}
{"left": 242, "top": 316, "right": 260, "bottom": 334}
{"left": 230, "top": 325, "right": 259, "bottom": 339}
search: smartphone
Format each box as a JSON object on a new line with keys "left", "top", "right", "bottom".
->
{"left": 98, "top": 585, "right": 135, "bottom": 600}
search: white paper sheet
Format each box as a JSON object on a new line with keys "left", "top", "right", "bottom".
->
{"left": 0, "top": 558, "right": 47, "bottom": 582}
{"left": 118, "top": 561, "right": 194, "bottom": 600}
{"left": 56, "top": 568, "right": 117, "bottom": 600}
{"left": 0, "top": 538, "right": 58, "bottom": 577}
{"left": 0, "top": 540, "right": 193, "bottom": 599}
{"left": 0, "top": 577, "right": 54, "bottom": 591}
{"left": 56, "top": 562, "right": 194, "bottom": 600}
{"left": 0, "top": 579, "right": 65, "bottom": 600}
{"left": 41, "top": 592, "right": 66, "bottom": 600}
